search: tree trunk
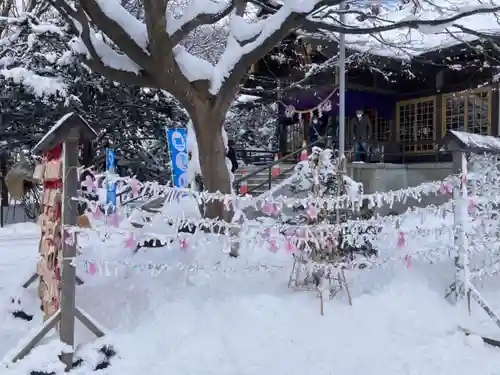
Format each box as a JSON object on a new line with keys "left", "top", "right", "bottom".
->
{"left": 192, "top": 113, "right": 233, "bottom": 221}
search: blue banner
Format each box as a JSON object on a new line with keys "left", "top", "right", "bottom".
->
{"left": 166, "top": 127, "right": 188, "bottom": 188}
{"left": 106, "top": 148, "right": 117, "bottom": 210}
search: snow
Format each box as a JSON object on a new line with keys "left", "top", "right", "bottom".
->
{"left": 234, "top": 94, "right": 261, "bottom": 103}
{"left": 31, "top": 112, "right": 97, "bottom": 154}
{"left": 31, "top": 112, "right": 74, "bottom": 153}
{"left": 69, "top": 32, "right": 142, "bottom": 74}
{"left": 30, "top": 24, "right": 64, "bottom": 37}
{"left": 229, "top": 15, "right": 263, "bottom": 43}
{"left": 187, "top": 120, "right": 202, "bottom": 185}
{"left": 3, "top": 213, "right": 500, "bottom": 374}
{"left": 449, "top": 130, "right": 500, "bottom": 152}
{"left": 174, "top": 45, "right": 214, "bottom": 82}
{"left": 166, "top": 0, "right": 231, "bottom": 36}
{"left": 93, "top": 0, "right": 149, "bottom": 50}
{"left": 0, "top": 67, "right": 67, "bottom": 97}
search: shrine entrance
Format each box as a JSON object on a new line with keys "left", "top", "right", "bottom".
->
{"left": 279, "top": 87, "right": 338, "bottom": 156}
{"left": 285, "top": 115, "right": 308, "bottom": 155}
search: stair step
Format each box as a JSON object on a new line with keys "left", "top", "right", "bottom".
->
{"left": 234, "top": 160, "right": 298, "bottom": 196}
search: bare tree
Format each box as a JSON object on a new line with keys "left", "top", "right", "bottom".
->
{"left": 28, "top": 0, "right": 500, "bottom": 218}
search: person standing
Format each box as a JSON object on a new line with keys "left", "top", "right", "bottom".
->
{"left": 227, "top": 140, "right": 238, "bottom": 173}
{"left": 349, "top": 109, "right": 373, "bottom": 162}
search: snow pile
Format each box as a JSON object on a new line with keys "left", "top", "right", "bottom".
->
{"left": 6, "top": 151, "right": 500, "bottom": 372}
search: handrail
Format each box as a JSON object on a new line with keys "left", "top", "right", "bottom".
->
{"left": 243, "top": 163, "right": 297, "bottom": 195}
{"left": 234, "top": 148, "right": 279, "bottom": 154}
{"left": 233, "top": 137, "right": 326, "bottom": 192}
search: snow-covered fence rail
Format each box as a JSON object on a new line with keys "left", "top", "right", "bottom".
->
{"left": 56, "top": 133, "right": 500, "bottom": 325}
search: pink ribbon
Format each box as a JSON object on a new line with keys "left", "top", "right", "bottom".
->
{"left": 88, "top": 262, "right": 96, "bottom": 275}
{"left": 268, "top": 239, "right": 279, "bottom": 253}
{"left": 404, "top": 254, "right": 412, "bottom": 269}
{"left": 180, "top": 238, "right": 188, "bottom": 250}
{"left": 124, "top": 233, "right": 135, "bottom": 249}
{"left": 397, "top": 231, "right": 405, "bottom": 248}
{"left": 468, "top": 198, "right": 477, "bottom": 216}
{"left": 285, "top": 238, "right": 296, "bottom": 253}
{"left": 130, "top": 178, "right": 140, "bottom": 196}
{"left": 82, "top": 175, "right": 96, "bottom": 191}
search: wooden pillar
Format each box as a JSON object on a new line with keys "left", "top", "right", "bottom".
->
{"left": 59, "top": 138, "right": 79, "bottom": 367}
{"left": 81, "top": 140, "right": 93, "bottom": 168}
{"left": 0, "top": 152, "right": 8, "bottom": 207}
{"left": 492, "top": 83, "right": 499, "bottom": 136}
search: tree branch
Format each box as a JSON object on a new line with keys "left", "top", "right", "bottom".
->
{"left": 143, "top": 0, "right": 171, "bottom": 60}
{"left": 303, "top": 5, "right": 500, "bottom": 35}
{"left": 216, "top": 0, "right": 331, "bottom": 114}
{"left": 78, "top": 0, "right": 155, "bottom": 72}
{"left": 142, "top": 0, "right": 209, "bottom": 111}
{"left": 170, "top": 1, "right": 235, "bottom": 45}
{"left": 52, "top": 0, "right": 158, "bottom": 87}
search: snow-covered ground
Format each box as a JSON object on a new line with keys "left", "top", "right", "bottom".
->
{"left": 2, "top": 204, "right": 500, "bottom": 375}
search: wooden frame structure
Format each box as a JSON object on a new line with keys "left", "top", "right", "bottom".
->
{"left": 8, "top": 113, "right": 105, "bottom": 370}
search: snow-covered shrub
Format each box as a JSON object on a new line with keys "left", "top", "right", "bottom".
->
{"left": 287, "top": 147, "right": 364, "bottom": 219}
{"left": 277, "top": 147, "right": 376, "bottom": 272}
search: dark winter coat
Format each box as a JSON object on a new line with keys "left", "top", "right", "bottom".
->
{"left": 227, "top": 146, "right": 238, "bottom": 173}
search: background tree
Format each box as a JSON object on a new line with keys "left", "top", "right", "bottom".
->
{"left": 226, "top": 101, "right": 278, "bottom": 151}
{"left": 0, "top": 13, "right": 188, "bottom": 182}
{"left": 18, "top": 0, "right": 500, "bottom": 219}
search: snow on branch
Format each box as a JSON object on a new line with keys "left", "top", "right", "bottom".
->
{"left": 46, "top": 0, "right": 500, "bottom": 115}
{"left": 302, "top": 0, "right": 500, "bottom": 57}
{"left": 93, "top": 0, "right": 148, "bottom": 49}
{"left": 0, "top": 8, "right": 184, "bottom": 157}
{"left": 0, "top": 14, "right": 70, "bottom": 97}
{"left": 52, "top": 0, "right": 326, "bottom": 91}
{"left": 167, "top": 0, "right": 234, "bottom": 45}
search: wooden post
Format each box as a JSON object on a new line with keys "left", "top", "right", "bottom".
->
{"left": 9, "top": 113, "right": 104, "bottom": 369}
{"left": 0, "top": 152, "right": 7, "bottom": 227}
{"left": 59, "top": 138, "right": 79, "bottom": 368}
{"left": 450, "top": 150, "right": 465, "bottom": 302}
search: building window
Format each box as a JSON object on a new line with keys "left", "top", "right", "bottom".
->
{"left": 397, "top": 97, "right": 436, "bottom": 153}
{"left": 367, "top": 109, "right": 391, "bottom": 142}
{"left": 443, "top": 88, "right": 491, "bottom": 136}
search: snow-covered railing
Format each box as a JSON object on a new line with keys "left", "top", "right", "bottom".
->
{"left": 64, "top": 141, "right": 500, "bottom": 325}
